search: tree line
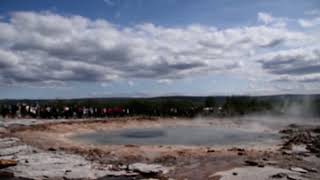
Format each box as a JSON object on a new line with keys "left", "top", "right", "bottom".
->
{"left": 1, "top": 95, "right": 319, "bottom": 119}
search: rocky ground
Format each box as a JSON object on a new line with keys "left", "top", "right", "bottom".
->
{"left": 0, "top": 117, "right": 320, "bottom": 180}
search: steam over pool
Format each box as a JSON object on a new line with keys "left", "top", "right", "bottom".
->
{"left": 71, "top": 126, "right": 280, "bottom": 146}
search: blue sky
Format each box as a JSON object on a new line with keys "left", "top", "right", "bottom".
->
{"left": 0, "top": 0, "right": 319, "bottom": 99}
{"left": 1, "top": 0, "right": 318, "bottom": 26}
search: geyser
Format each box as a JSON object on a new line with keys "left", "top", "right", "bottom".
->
{"left": 71, "top": 126, "right": 280, "bottom": 146}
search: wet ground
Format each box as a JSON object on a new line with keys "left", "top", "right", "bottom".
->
{"left": 0, "top": 117, "right": 320, "bottom": 180}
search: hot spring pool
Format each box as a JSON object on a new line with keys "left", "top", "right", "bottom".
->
{"left": 71, "top": 126, "right": 281, "bottom": 146}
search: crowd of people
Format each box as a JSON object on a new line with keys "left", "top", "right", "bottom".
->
{"left": 0, "top": 103, "right": 129, "bottom": 119}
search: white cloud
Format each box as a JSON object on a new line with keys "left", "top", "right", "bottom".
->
{"left": 258, "top": 12, "right": 274, "bottom": 24}
{"left": 257, "top": 47, "right": 320, "bottom": 86}
{"left": 257, "top": 12, "right": 288, "bottom": 28}
{"left": 274, "top": 74, "right": 320, "bottom": 83}
{"left": 0, "top": 11, "right": 318, "bottom": 94}
{"left": 298, "top": 17, "right": 320, "bottom": 28}
{"left": 101, "top": 82, "right": 111, "bottom": 87}
{"left": 128, "top": 80, "right": 134, "bottom": 86}
{"left": 157, "top": 79, "right": 173, "bottom": 85}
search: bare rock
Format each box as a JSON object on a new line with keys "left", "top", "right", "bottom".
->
{"left": 0, "top": 171, "right": 15, "bottom": 178}
{"left": 0, "top": 159, "right": 17, "bottom": 169}
{"left": 280, "top": 129, "right": 294, "bottom": 134}
{"left": 0, "top": 145, "right": 31, "bottom": 156}
{"left": 304, "top": 167, "right": 318, "bottom": 173}
{"left": 244, "top": 160, "right": 259, "bottom": 166}
{"left": 287, "top": 174, "right": 303, "bottom": 180}
{"left": 228, "top": 147, "right": 245, "bottom": 152}
{"left": 289, "top": 167, "right": 308, "bottom": 174}
{"left": 212, "top": 166, "right": 296, "bottom": 180}
{"left": 266, "top": 161, "right": 278, "bottom": 166}
{"left": 207, "top": 148, "right": 215, "bottom": 153}
{"left": 47, "top": 147, "right": 56, "bottom": 151}
{"left": 0, "top": 138, "right": 20, "bottom": 149}
{"left": 282, "top": 150, "right": 293, "bottom": 155}
{"left": 270, "top": 172, "right": 287, "bottom": 178}
{"left": 208, "top": 175, "right": 222, "bottom": 180}
{"left": 128, "top": 163, "right": 171, "bottom": 175}
{"left": 288, "top": 124, "right": 299, "bottom": 129}
{"left": 0, "top": 127, "right": 8, "bottom": 134}
{"left": 312, "top": 127, "right": 320, "bottom": 134}
{"left": 124, "top": 144, "right": 138, "bottom": 148}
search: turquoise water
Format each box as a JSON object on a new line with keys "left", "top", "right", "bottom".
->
{"left": 71, "top": 126, "right": 280, "bottom": 146}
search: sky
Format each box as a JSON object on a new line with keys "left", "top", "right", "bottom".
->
{"left": 0, "top": 0, "right": 319, "bottom": 99}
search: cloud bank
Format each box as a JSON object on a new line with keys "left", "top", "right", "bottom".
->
{"left": 0, "top": 11, "right": 319, "bottom": 93}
